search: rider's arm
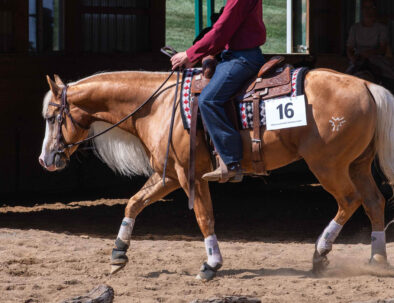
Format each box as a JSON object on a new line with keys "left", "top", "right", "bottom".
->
{"left": 186, "top": 0, "right": 256, "bottom": 63}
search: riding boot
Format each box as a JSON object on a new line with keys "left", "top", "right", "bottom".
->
{"left": 202, "top": 160, "right": 243, "bottom": 183}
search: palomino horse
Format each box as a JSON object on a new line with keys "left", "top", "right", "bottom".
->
{"left": 39, "top": 69, "right": 394, "bottom": 280}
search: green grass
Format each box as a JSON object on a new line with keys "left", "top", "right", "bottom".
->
{"left": 166, "top": 0, "right": 287, "bottom": 54}
{"left": 262, "top": 0, "right": 287, "bottom": 53}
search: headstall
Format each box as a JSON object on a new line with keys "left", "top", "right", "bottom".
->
{"left": 47, "top": 46, "right": 180, "bottom": 187}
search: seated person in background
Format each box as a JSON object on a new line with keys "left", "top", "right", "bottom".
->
{"left": 346, "top": 0, "right": 394, "bottom": 92}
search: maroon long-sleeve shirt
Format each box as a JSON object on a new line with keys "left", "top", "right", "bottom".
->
{"left": 186, "top": 0, "right": 266, "bottom": 63}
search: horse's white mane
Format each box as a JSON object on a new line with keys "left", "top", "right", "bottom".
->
{"left": 90, "top": 122, "right": 153, "bottom": 177}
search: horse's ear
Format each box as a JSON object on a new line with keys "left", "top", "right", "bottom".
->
{"left": 54, "top": 74, "right": 65, "bottom": 87}
{"left": 46, "top": 75, "right": 62, "bottom": 98}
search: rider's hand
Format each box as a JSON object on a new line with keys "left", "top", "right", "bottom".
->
{"left": 171, "top": 52, "right": 194, "bottom": 70}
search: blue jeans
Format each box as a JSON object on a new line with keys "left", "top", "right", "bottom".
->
{"left": 199, "top": 48, "right": 265, "bottom": 164}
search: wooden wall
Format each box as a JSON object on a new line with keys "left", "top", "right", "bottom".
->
{"left": 0, "top": 1, "right": 168, "bottom": 198}
{"left": 0, "top": 52, "right": 171, "bottom": 197}
{"left": 0, "top": 0, "right": 375, "bottom": 198}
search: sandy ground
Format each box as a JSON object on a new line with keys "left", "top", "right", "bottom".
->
{"left": 1, "top": 198, "right": 394, "bottom": 303}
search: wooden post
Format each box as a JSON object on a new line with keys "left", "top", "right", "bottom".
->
{"left": 195, "top": 0, "right": 203, "bottom": 37}
{"left": 286, "top": 0, "right": 292, "bottom": 53}
{"left": 150, "top": 0, "right": 165, "bottom": 53}
{"left": 207, "top": 0, "right": 215, "bottom": 27}
{"left": 306, "top": 0, "right": 310, "bottom": 53}
{"left": 64, "top": 0, "right": 81, "bottom": 53}
{"left": 14, "top": 0, "right": 28, "bottom": 52}
{"left": 37, "top": 0, "right": 43, "bottom": 52}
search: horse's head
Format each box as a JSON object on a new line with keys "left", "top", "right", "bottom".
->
{"left": 39, "top": 75, "right": 90, "bottom": 171}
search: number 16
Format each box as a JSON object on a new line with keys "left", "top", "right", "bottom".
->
{"left": 276, "top": 102, "right": 294, "bottom": 119}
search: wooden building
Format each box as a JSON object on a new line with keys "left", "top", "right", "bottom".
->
{"left": 0, "top": 0, "right": 393, "bottom": 198}
{"left": 0, "top": 0, "right": 167, "bottom": 197}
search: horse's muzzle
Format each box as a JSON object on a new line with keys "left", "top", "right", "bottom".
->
{"left": 54, "top": 153, "right": 68, "bottom": 170}
{"left": 39, "top": 150, "right": 68, "bottom": 171}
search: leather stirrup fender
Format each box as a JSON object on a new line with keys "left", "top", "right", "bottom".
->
{"left": 252, "top": 97, "right": 267, "bottom": 174}
{"left": 188, "top": 96, "right": 199, "bottom": 209}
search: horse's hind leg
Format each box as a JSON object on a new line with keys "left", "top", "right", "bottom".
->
{"left": 110, "top": 172, "right": 180, "bottom": 274}
{"left": 350, "top": 154, "right": 387, "bottom": 264}
{"left": 308, "top": 164, "right": 363, "bottom": 274}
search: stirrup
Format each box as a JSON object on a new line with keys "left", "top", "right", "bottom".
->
{"left": 202, "top": 156, "right": 243, "bottom": 183}
{"left": 218, "top": 156, "right": 243, "bottom": 183}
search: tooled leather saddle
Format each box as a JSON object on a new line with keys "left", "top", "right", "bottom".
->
{"left": 187, "top": 55, "right": 293, "bottom": 206}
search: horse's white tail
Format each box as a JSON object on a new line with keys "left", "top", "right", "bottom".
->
{"left": 367, "top": 83, "right": 394, "bottom": 185}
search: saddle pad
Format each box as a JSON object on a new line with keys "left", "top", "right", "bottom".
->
{"left": 180, "top": 67, "right": 309, "bottom": 130}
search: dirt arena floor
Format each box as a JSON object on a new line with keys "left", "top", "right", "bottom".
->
{"left": 1, "top": 183, "right": 394, "bottom": 303}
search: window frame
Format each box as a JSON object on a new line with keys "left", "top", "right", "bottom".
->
{"left": 28, "top": 0, "right": 65, "bottom": 53}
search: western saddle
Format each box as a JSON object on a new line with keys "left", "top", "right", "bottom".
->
{"left": 188, "top": 55, "right": 292, "bottom": 206}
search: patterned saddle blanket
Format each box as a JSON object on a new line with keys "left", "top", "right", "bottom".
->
{"left": 180, "top": 67, "right": 309, "bottom": 130}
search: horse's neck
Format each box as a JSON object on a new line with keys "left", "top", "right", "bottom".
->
{"left": 70, "top": 71, "right": 175, "bottom": 134}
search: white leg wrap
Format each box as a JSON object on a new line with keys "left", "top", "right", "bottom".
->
{"left": 371, "top": 231, "right": 386, "bottom": 257}
{"left": 317, "top": 220, "right": 343, "bottom": 255}
{"left": 117, "top": 217, "right": 135, "bottom": 246}
{"left": 204, "top": 235, "right": 223, "bottom": 267}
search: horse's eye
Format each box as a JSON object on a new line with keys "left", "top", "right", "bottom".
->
{"left": 57, "top": 114, "right": 62, "bottom": 123}
{"left": 47, "top": 117, "right": 55, "bottom": 124}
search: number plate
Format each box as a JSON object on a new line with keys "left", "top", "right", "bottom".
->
{"left": 265, "top": 95, "right": 307, "bottom": 130}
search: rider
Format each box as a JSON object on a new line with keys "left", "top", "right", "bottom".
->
{"left": 171, "top": 0, "right": 267, "bottom": 182}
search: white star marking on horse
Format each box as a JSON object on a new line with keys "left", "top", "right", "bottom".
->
{"left": 329, "top": 117, "right": 346, "bottom": 132}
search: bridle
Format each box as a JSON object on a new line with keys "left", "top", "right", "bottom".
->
{"left": 48, "top": 85, "right": 90, "bottom": 155}
{"left": 47, "top": 46, "right": 180, "bottom": 185}
{"left": 48, "top": 70, "right": 177, "bottom": 155}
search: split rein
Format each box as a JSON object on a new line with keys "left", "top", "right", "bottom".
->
{"left": 50, "top": 47, "right": 180, "bottom": 159}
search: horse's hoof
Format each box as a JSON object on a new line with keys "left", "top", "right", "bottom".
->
{"left": 312, "top": 250, "right": 329, "bottom": 275}
{"left": 369, "top": 254, "right": 388, "bottom": 267}
{"left": 110, "top": 263, "right": 126, "bottom": 275}
{"left": 196, "top": 262, "right": 222, "bottom": 281}
{"left": 110, "top": 256, "right": 128, "bottom": 275}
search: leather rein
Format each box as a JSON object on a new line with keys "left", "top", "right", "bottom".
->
{"left": 49, "top": 69, "right": 178, "bottom": 155}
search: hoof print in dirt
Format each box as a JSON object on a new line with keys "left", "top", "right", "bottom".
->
{"left": 60, "top": 284, "right": 114, "bottom": 303}
{"left": 190, "top": 296, "right": 261, "bottom": 303}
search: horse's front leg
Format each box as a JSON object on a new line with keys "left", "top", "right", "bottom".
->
{"left": 111, "top": 172, "right": 179, "bottom": 274}
{"left": 192, "top": 181, "right": 223, "bottom": 281}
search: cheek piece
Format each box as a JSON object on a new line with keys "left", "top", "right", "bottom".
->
{"left": 47, "top": 85, "right": 89, "bottom": 158}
